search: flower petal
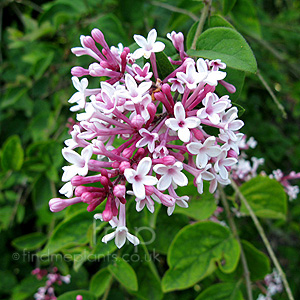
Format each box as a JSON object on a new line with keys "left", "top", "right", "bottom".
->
{"left": 157, "top": 174, "right": 172, "bottom": 190}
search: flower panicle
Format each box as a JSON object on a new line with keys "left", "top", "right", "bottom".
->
{"left": 50, "top": 28, "right": 245, "bottom": 248}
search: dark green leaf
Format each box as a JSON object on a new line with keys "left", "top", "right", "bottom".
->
{"left": 56, "top": 290, "right": 96, "bottom": 300}
{"left": 1, "top": 135, "right": 24, "bottom": 171}
{"left": 89, "top": 268, "right": 112, "bottom": 297}
{"left": 108, "top": 257, "right": 138, "bottom": 291}
{"left": 238, "top": 176, "right": 287, "bottom": 219}
{"left": 155, "top": 51, "right": 175, "bottom": 80}
{"left": 195, "top": 282, "right": 243, "bottom": 300}
{"left": 162, "top": 221, "right": 240, "bottom": 292}
{"left": 215, "top": 67, "right": 245, "bottom": 102}
{"left": 39, "top": 210, "right": 95, "bottom": 255}
{"left": 187, "top": 27, "right": 257, "bottom": 73}
{"left": 231, "top": 0, "right": 262, "bottom": 38}
{"left": 242, "top": 240, "right": 271, "bottom": 281}
{"left": 12, "top": 232, "right": 47, "bottom": 251}
{"left": 223, "top": 0, "right": 238, "bottom": 15}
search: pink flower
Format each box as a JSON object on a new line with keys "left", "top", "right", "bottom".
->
{"left": 136, "top": 129, "right": 159, "bottom": 153}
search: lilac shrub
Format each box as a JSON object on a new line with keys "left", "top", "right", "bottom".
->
{"left": 49, "top": 28, "right": 244, "bottom": 248}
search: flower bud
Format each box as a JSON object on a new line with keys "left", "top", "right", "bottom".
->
{"left": 71, "top": 67, "right": 89, "bottom": 77}
{"left": 91, "top": 28, "right": 108, "bottom": 48}
{"left": 113, "top": 185, "right": 126, "bottom": 198}
{"left": 119, "top": 161, "right": 131, "bottom": 173}
{"left": 131, "top": 115, "right": 145, "bottom": 129}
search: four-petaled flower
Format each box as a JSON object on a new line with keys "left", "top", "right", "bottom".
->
{"left": 124, "top": 157, "right": 158, "bottom": 199}
{"left": 133, "top": 29, "right": 165, "bottom": 59}
{"left": 62, "top": 145, "right": 93, "bottom": 182}
{"left": 154, "top": 161, "right": 188, "bottom": 191}
{"left": 165, "top": 102, "right": 201, "bottom": 143}
{"left": 187, "top": 136, "right": 222, "bottom": 169}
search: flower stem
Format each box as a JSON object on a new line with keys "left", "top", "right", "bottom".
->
{"left": 191, "top": 0, "right": 212, "bottom": 50}
{"left": 230, "top": 176, "right": 295, "bottom": 300}
{"left": 219, "top": 187, "right": 253, "bottom": 300}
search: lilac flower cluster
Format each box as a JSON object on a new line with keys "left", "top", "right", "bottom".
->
{"left": 257, "top": 269, "right": 283, "bottom": 300}
{"left": 32, "top": 267, "right": 71, "bottom": 300}
{"left": 49, "top": 28, "right": 244, "bottom": 248}
{"left": 232, "top": 136, "right": 300, "bottom": 201}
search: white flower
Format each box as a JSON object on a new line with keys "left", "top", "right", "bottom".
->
{"left": 133, "top": 29, "right": 165, "bottom": 59}
{"left": 214, "top": 150, "right": 237, "bottom": 179}
{"left": 61, "top": 145, "right": 93, "bottom": 181}
{"left": 68, "top": 77, "right": 89, "bottom": 111}
{"left": 196, "top": 58, "right": 226, "bottom": 86}
{"left": 153, "top": 161, "right": 188, "bottom": 191}
{"left": 197, "top": 92, "right": 228, "bottom": 125}
{"left": 195, "top": 164, "right": 215, "bottom": 194}
{"left": 124, "top": 74, "right": 152, "bottom": 104}
{"left": 176, "top": 61, "right": 205, "bottom": 90}
{"left": 124, "top": 157, "right": 158, "bottom": 199}
{"left": 167, "top": 195, "right": 189, "bottom": 216}
{"left": 165, "top": 102, "right": 201, "bottom": 143}
{"left": 59, "top": 182, "right": 75, "bottom": 198}
{"left": 102, "top": 226, "right": 140, "bottom": 248}
{"left": 187, "top": 136, "right": 222, "bottom": 169}
{"left": 136, "top": 129, "right": 159, "bottom": 153}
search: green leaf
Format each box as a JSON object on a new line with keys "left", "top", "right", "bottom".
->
{"left": 232, "top": 102, "right": 246, "bottom": 117}
{"left": 223, "top": 0, "right": 238, "bottom": 15}
{"left": 215, "top": 67, "right": 245, "bottom": 102}
{"left": 175, "top": 182, "right": 217, "bottom": 221}
{"left": 162, "top": 221, "right": 240, "bottom": 292}
{"left": 108, "top": 257, "right": 138, "bottom": 291}
{"left": 187, "top": 27, "right": 257, "bottom": 73}
{"left": 155, "top": 51, "right": 175, "bottom": 80}
{"left": 231, "top": 0, "right": 262, "bottom": 38}
{"left": 187, "top": 15, "right": 234, "bottom": 50}
{"left": 89, "top": 268, "right": 112, "bottom": 297}
{"left": 12, "top": 232, "right": 47, "bottom": 251}
{"left": 241, "top": 240, "right": 271, "bottom": 281}
{"left": 56, "top": 290, "right": 96, "bottom": 300}
{"left": 195, "top": 282, "right": 243, "bottom": 300}
{"left": 1, "top": 135, "right": 24, "bottom": 171}
{"left": 238, "top": 176, "right": 287, "bottom": 219}
{"left": 39, "top": 210, "right": 95, "bottom": 255}
{"left": 148, "top": 207, "right": 189, "bottom": 254}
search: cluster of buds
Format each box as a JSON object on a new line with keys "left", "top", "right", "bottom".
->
{"left": 49, "top": 28, "right": 245, "bottom": 248}
{"left": 32, "top": 267, "right": 71, "bottom": 300}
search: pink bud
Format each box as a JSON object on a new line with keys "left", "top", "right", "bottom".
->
{"left": 76, "top": 295, "right": 83, "bottom": 300}
{"left": 160, "top": 194, "right": 176, "bottom": 207}
{"left": 71, "top": 66, "right": 89, "bottom": 77}
{"left": 113, "top": 185, "right": 126, "bottom": 198}
{"left": 145, "top": 185, "right": 154, "bottom": 195}
{"left": 49, "top": 197, "right": 81, "bottom": 212}
{"left": 191, "top": 128, "right": 204, "bottom": 140}
{"left": 102, "top": 209, "right": 113, "bottom": 222}
{"left": 227, "top": 149, "right": 238, "bottom": 159}
{"left": 100, "top": 176, "right": 109, "bottom": 190}
{"left": 83, "top": 36, "right": 96, "bottom": 49}
{"left": 219, "top": 80, "right": 236, "bottom": 94}
{"left": 122, "top": 148, "right": 134, "bottom": 159}
{"left": 162, "top": 155, "right": 176, "bottom": 165}
{"left": 91, "top": 28, "right": 108, "bottom": 48}
{"left": 131, "top": 115, "right": 145, "bottom": 129}
{"left": 119, "top": 161, "right": 131, "bottom": 173}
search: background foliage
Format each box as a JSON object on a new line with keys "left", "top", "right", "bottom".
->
{"left": 0, "top": 0, "right": 299, "bottom": 299}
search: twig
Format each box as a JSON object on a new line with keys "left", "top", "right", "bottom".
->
{"left": 219, "top": 187, "right": 253, "bottom": 300}
{"left": 191, "top": 0, "right": 212, "bottom": 50}
{"left": 257, "top": 70, "right": 287, "bottom": 119}
{"left": 151, "top": 1, "right": 198, "bottom": 22}
{"left": 230, "top": 176, "right": 295, "bottom": 300}
{"left": 102, "top": 276, "right": 114, "bottom": 300}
